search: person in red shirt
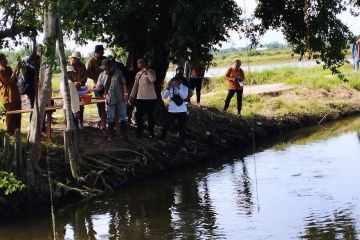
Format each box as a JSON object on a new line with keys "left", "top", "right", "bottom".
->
{"left": 223, "top": 59, "right": 245, "bottom": 115}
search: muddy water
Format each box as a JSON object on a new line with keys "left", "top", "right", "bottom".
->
{"left": 1, "top": 117, "right": 360, "bottom": 239}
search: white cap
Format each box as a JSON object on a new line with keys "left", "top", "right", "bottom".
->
{"left": 71, "top": 51, "right": 81, "bottom": 59}
{"left": 104, "top": 49, "right": 116, "bottom": 58}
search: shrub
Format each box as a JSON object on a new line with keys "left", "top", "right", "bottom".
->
{"left": 0, "top": 171, "right": 26, "bottom": 195}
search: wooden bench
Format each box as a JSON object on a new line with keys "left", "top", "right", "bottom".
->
{"left": 6, "top": 98, "right": 112, "bottom": 140}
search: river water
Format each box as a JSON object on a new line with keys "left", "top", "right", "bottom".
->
{"left": 1, "top": 117, "right": 360, "bottom": 239}
{"left": 166, "top": 60, "right": 318, "bottom": 79}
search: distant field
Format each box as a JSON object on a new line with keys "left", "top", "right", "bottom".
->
{"left": 211, "top": 48, "right": 353, "bottom": 68}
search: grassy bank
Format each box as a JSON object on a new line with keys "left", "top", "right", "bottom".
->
{"left": 201, "top": 63, "right": 360, "bottom": 117}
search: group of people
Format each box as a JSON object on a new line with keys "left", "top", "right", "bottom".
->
{"left": 0, "top": 42, "right": 247, "bottom": 147}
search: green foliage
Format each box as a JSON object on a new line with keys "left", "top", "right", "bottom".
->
{"left": 0, "top": 171, "right": 26, "bottom": 195}
{"left": 252, "top": 0, "right": 355, "bottom": 79}
{"left": 62, "top": 0, "right": 242, "bottom": 74}
{"left": 0, "top": 0, "right": 42, "bottom": 48}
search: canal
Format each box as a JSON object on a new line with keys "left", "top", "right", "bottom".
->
{"left": 1, "top": 117, "right": 360, "bottom": 239}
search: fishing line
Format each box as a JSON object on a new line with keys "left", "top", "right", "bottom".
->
{"left": 46, "top": 143, "right": 56, "bottom": 239}
{"left": 243, "top": 0, "right": 260, "bottom": 212}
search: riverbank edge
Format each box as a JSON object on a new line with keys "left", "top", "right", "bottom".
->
{"left": 1, "top": 101, "right": 360, "bottom": 214}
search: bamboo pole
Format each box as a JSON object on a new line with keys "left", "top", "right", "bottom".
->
{"left": 14, "top": 129, "right": 22, "bottom": 174}
{"left": 3, "top": 133, "right": 11, "bottom": 169}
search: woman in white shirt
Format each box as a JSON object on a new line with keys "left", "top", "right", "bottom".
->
{"left": 161, "top": 76, "right": 188, "bottom": 146}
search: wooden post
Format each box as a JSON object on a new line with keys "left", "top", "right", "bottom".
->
{"left": 115, "top": 112, "right": 120, "bottom": 136}
{"left": 46, "top": 112, "right": 52, "bottom": 141}
{"left": 64, "top": 129, "right": 80, "bottom": 178}
{"left": 3, "top": 133, "right": 11, "bottom": 169}
{"left": 64, "top": 129, "right": 69, "bottom": 163}
{"left": 101, "top": 114, "right": 106, "bottom": 131}
{"left": 14, "top": 129, "right": 22, "bottom": 174}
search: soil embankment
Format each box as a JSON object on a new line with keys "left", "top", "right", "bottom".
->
{"left": 2, "top": 86, "right": 360, "bottom": 213}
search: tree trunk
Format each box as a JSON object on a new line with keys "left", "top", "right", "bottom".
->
{"left": 27, "top": 2, "right": 56, "bottom": 173}
{"left": 56, "top": 13, "right": 80, "bottom": 179}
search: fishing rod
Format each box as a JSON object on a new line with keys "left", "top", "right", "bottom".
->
{"left": 243, "top": 0, "right": 260, "bottom": 212}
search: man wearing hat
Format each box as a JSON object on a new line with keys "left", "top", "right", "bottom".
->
{"left": 70, "top": 51, "right": 87, "bottom": 87}
{"left": 60, "top": 65, "right": 81, "bottom": 128}
{"left": 86, "top": 45, "right": 107, "bottom": 128}
{"left": 70, "top": 51, "right": 87, "bottom": 128}
{"left": 92, "top": 59, "right": 128, "bottom": 142}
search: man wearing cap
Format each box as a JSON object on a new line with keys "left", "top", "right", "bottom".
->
{"left": 59, "top": 65, "right": 81, "bottom": 128}
{"left": 70, "top": 51, "right": 87, "bottom": 88}
{"left": 70, "top": 51, "right": 87, "bottom": 128}
{"left": 92, "top": 59, "right": 128, "bottom": 142}
{"left": 86, "top": 45, "right": 107, "bottom": 127}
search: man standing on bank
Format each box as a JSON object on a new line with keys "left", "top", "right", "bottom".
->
{"left": 129, "top": 58, "right": 157, "bottom": 139}
{"left": 93, "top": 59, "right": 128, "bottom": 142}
{"left": 86, "top": 45, "right": 107, "bottom": 129}
{"left": 223, "top": 59, "right": 245, "bottom": 115}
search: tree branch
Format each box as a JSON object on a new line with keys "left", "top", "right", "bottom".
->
{"left": 0, "top": 25, "right": 36, "bottom": 39}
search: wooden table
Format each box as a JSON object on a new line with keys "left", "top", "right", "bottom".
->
{"left": 6, "top": 98, "right": 108, "bottom": 140}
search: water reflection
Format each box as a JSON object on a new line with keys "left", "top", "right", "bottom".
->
{"left": 271, "top": 116, "right": 360, "bottom": 151}
{"left": 230, "top": 159, "right": 253, "bottom": 216}
{"left": 1, "top": 117, "right": 360, "bottom": 239}
{"left": 55, "top": 172, "right": 223, "bottom": 239}
{"left": 299, "top": 210, "right": 358, "bottom": 240}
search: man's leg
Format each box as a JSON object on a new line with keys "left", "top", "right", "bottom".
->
{"left": 118, "top": 102, "right": 128, "bottom": 140}
{"left": 161, "top": 112, "right": 175, "bottom": 141}
{"left": 135, "top": 99, "right": 145, "bottom": 138}
{"left": 223, "top": 89, "right": 235, "bottom": 111}
{"left": 177, "top": 112, "right": 187, "bottom": 146}
{"left": 236, "top": 90, "right": 243, "bottom": 115}
{"left": 146, "top": 99, "right": 157, "bottom": 137}
{"left": 107, "top": 104, "right": 116, "bottom": 141}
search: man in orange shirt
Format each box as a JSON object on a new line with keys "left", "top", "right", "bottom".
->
{"left": 223, "top": 59, "right": 244, "bottom": 115}
{"left": 0, "top": 53, "right": 21, "bottom": 135}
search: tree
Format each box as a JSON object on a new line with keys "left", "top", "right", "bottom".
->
{"left": 251, "top": 0, "right": 358, "bottom": 78}
{"left": 0, "top": 0, "right": 40, "bottom": 47}
{"left": 62, "top": 0, "right": 242, "bottom": 88}
{"left": 1, "top": 0, "right": 80, "bottom": 179}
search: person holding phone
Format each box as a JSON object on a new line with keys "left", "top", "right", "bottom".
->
{"left": 223, "top": 59, "right": 245, "bottom": 115}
